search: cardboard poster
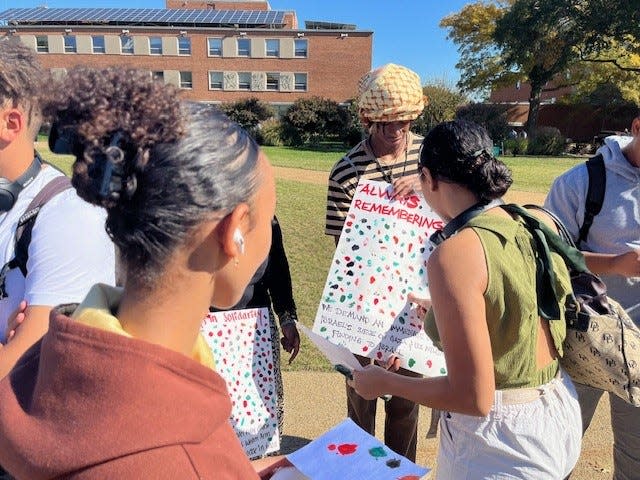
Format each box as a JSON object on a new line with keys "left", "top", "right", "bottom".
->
{"left": 314, "top": 180, "right": 447, "bottom": 377}
{"left": 201, "top": 308, "right": 279, "bottom": 459}
{"left": 286, "top": 418, "right": 430, "bottom": 479}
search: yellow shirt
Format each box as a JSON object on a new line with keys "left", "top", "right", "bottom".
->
{"left": 71, "top": 284, "right": 215, "bottom": 370}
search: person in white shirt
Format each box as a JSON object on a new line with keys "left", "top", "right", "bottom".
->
{"left": 0, "top": 37, "right": 115, "bottom": 378}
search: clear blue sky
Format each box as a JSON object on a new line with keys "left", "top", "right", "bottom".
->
{"left": 12, "top": 0, "right": 470, "bottom": 86}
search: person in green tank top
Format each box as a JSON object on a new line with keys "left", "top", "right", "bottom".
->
{"left": 348, "top": 120, "right": 582, "bottom": 480}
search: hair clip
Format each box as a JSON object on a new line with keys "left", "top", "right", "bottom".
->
{"left": 48, "top": 122, "right": 81, "bottom": 156}
{"left": 97, "top": 131, "right": 127, "bottom": 201}
{"left": 471, "top": 148, "right": 494, "bottom": 158}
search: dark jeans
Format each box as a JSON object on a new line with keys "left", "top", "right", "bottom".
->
{"left": 345, "top": 354, "right": 421, "bottom": 462}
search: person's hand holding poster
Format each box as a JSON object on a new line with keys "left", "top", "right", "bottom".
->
{"left": 314, "top": 180, "right": 447, "bottom": 376}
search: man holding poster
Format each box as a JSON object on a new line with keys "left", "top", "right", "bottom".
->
{"left": 325, "top": 63, "right": 426, "bottom": 461}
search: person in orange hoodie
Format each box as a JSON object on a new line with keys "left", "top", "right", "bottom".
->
{"left": 0, "top": 66, "right": 282, "bottom": 479}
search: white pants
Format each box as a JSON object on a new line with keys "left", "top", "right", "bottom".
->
{"left": 436, "top": 370, "right": 582, "bottom": 479}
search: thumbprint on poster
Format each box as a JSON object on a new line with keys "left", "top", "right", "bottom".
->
{"left": 328, "top": 443, "right": 358, "bottom": 455}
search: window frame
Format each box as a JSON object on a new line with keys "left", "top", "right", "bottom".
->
{"left": 208, "top": 71, "right": 223, "bottom": 90}
{"left": 265, "top": 39, "right": 280, "bottom": 57}
{"left": 207, "top": 37, "right": 222, "bottom": 56}
{"left": 63, "top": 35, "right": 77, "bottom": 53}
{"left": 178, "top": 36, "right": 191, "bottom": 55}
{"left": 266, "top": 72, "right": 280, "bottom": 91}
{"left": 36, "top": 36, "right": 49, "bottom": 53}
{"left": 294, "top": 38, "right": 308, "bottom": 58}
{"left": 149, "top": 36, "right": 163, "bottom": 55}
{"left": 238, "top": 72, "right": 251, "bottom": 90}
{"left": 91, "top": 35, "right": 106, "bottom": 54}
{"left": 237, "top": 38, "right": 250, "bottom": 57}
{"left": 151, "top": 71, "right": 164, "bottom": 82}
{"left": 294, "top": 73, "right": 308, "bottom": 91}
{"left": 120, "top": 34, "right": 134, "bottom": 54}
{"left": 179, "top": 71, "right": 193, "bottom": 89}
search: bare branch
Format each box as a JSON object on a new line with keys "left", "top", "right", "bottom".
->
{"left": 579, "top": 51, "right": 640, "bottom": 72}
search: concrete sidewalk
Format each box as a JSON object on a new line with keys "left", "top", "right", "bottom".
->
{"left": 281, "top": 371, "right": 615, "bottom": 479}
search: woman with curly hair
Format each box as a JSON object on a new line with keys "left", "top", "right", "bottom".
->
{"left": 349, "top": 120, "right": 582, "bottom": 479}
{"left": 0, "top": 67, "right": 278, "bottom": 479}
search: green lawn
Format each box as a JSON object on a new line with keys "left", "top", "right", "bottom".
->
{"left": 262, "top": 146, "right": 339, "bottom": 172}
{"left": 263, "top": 145, "right": 583, "bottom": 193}
{"left": 35, "top": 141, "right": 583, "bottom": 371}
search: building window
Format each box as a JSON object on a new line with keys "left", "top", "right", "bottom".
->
{"left": 178, "top": 37, "right": 191, "bottom": 55}
{"left": 238, "top": 72, "right": 251, "bottom": 90}
{"left": 120, "top": 35, "right": 134, "bottom": 54}
{"left": 294, "top": 39, "right": 308, "bottom": 57}
{"left": 149, "top": 37, "right": 163, "bottom": 55}
{"left": 92, "top": 35, "right": 105, "bottom": 54}
{"left": 265, "top": 39, "right": 279, "bottom": 57}
{"left": 237, "top": 38, "right": 250, "bottom": 57}
{"left": 64, "top": 35, "right": 77, "bottom": 53}
{"left": 209, "top": 71, "right": 223, "bottom": 90}
{"left": 36, "top": 36, "right": 49, "bottom": 53}
{"left": 151, "top": 71, "right": 164, "bottom": 82}
{"left": 179, "top": 71, "right": 193, "bottom": 89}
{"left": 294, "top": 73, "right": 307, "bottom": 91}
{"left": 266, "top": 73, "right": 280, "bottom": 91}
{"left": 208, "top": 37, "right": 222, "bottom": 56}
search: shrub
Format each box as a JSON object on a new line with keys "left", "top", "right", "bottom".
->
{"left": 340, "top": 99, "right": 364, "bottom": 147}
{"left": 527, "top": 126, "right": 565, "bottom": 156}
{"left": 503, "top": 137, "right": 528, "bottom": 156}
{"left": 219, "top": 98, "right": 275, "bottom": 138}
{"left": 258, "top": 119, "right": 283, "bottom": 146}
{"left": 281, "top": 97, "right": 350, "bottom": 146}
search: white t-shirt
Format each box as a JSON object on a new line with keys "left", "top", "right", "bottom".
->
{"left": 0, "top": 165, "right": 115, "bottom": 341}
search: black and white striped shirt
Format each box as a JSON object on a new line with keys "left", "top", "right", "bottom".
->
{"left": 325, "top": 132, "right": 423, "bottom": 237}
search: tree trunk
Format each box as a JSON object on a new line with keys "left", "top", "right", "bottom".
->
{"left": 526, "top": 82, "right": 542, "bottom": 139}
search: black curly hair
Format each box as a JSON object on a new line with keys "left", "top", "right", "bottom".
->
{"left": 420, "top": 120, "right": 512, "bottom": 202}
{"left": 47, "top": 67, "right": 261, "bottom": 288}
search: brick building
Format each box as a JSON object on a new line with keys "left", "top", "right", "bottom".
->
{"left": 488, "top": 81, "right": 635, "bottom": 142}
{"left": 0, "top": 0, "right": 373, "bottom": 115}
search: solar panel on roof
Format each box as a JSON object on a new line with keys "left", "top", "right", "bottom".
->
{"left": 0, "top": 7, "right": 286, "bottom": 27}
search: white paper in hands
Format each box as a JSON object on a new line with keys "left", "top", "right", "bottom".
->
{"left": 298, "top": 322, "right": 363, "bottom": 372}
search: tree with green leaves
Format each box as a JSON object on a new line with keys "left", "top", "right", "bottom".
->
{"left": 441, "top": 0, "right": 640, "bottom": 136}
{"left": 281, "top": 97, "right": 350, "bottom": 146}
{"left": 219, "top": 98, "right": 275, "bottom": 135}
{"left": 412, "top": 81, "right": 467, "bottom": 137}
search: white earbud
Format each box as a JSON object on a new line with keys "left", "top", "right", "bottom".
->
{"left": 233, "top": 228, "right": 245, "bottom": 254}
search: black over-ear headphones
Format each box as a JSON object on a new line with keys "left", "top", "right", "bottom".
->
{"left": 428, "top": 198, "right": 505, "bottom": 249}
{"left": 0, "top": 154, "right": 43, "bottom": 212}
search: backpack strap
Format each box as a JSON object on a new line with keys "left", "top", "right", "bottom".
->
{"left": 0, "top": 176, "right": 72, "bottom": 299}
{"left": 429, "top": 198, "right": 505, "bottom": 248}
{"left": 500, "top": 204, "right": 590, "bottom": 321}
{"left": 522, "top": 203, "right": 577, "bottom": 248}
{"left": 577, "top": 154, "right": 606, "bottom": 246}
